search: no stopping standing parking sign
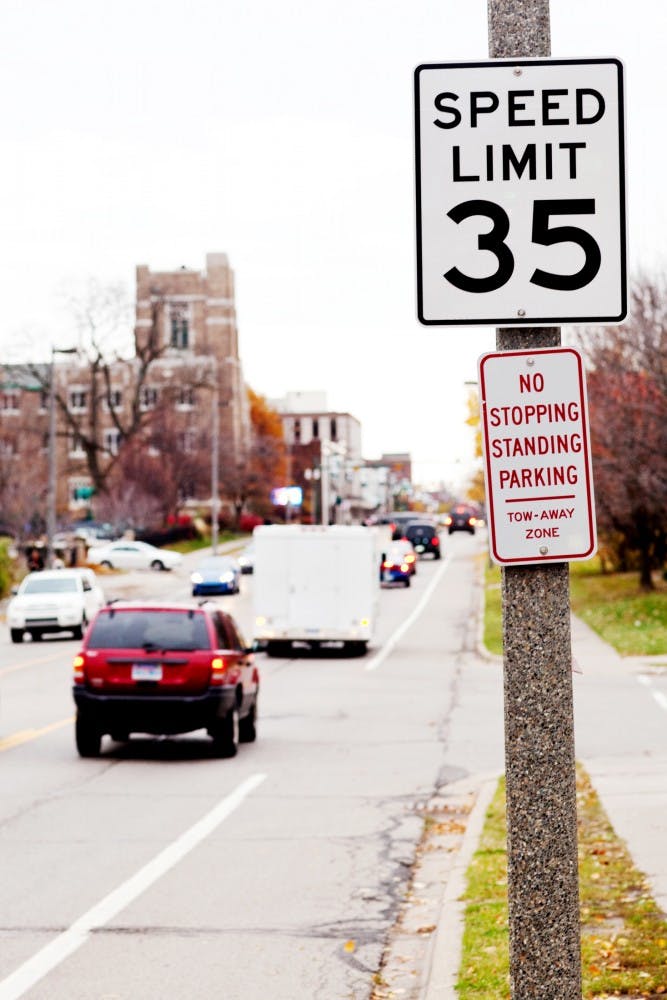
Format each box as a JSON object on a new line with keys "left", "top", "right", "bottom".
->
{"left": 478, "top": 347, "right": 596, "bottom": 565}
{"left": 415, "top": 58, "right": 626, "bottom": 325}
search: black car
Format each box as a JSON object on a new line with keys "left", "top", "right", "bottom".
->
{"left": 445, "top": 505, "right": 477, "bottom": 535}
{"left": 404, "top": 520, "right": 441, "bottom": 559}
{"left": 378, "top": 512, "right": 427, "bottom": 541}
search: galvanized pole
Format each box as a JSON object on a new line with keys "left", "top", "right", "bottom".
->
{"left": 487, "top": 2, "right": 582, "bottom": 998}
{"left": 211, "top": 373, "right": 219, "bottom": 555}
{"left": 46, "top": 350, "right": 57, "bottom": 570}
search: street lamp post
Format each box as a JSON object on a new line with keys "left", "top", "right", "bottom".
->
{"left": 47, "top": 346, "right": 77, "bottom": 569}
{"left": 211, "top": 375, "right": 219, "bottom": 554}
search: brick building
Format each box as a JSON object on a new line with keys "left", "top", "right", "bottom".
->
{"left": 0, "top": 253, "right": 250, "bottom": 535}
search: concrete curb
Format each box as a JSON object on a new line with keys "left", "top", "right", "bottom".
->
{"left": 420, "top": 774, "right": 501, "bottom": 999}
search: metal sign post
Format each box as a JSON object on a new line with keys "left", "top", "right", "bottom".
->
{"left": 413, "top": 3, "right": 625, "bottom": 992}
{"left": 488, "top": 3, "right": 581, "bottom": 998}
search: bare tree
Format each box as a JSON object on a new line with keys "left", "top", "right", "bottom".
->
{"left": 17, "top": 280, "right": 207, "bottom": 497}
{"left": 574, "top": 271, "right": 667, "bottom": 588}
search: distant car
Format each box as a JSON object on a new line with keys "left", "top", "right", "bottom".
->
{"left": 445, "top": 505, "right": 477, "bottom": 535}
{"left": 191, "top": 556, "right": 241, "bottom": 596}
{"left": 237, "top": 541, "right": 255, "bottom": 574}
{"left": 404, "top": 520, "right": 441, "bottom": 559}
{"left": 7, "top": 568, "right": 105, "bottom": 643}
{"left": 378, "top": 512, "right": 423, "bottom": 541}
{"left": 72, "top": 602, "right": 259, "bottom": 758}
{"left": 380, "top": 546, "right": 413, "bottom": 587}
{"left": 86, "top": 540, "right": 182, "bottom": 572}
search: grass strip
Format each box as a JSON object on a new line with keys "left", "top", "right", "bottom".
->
{"left": 458, "top": 768, "right": 667, "bottom": 998}
{"left": 481, "top": 557, "right": 667, "bottom": 658}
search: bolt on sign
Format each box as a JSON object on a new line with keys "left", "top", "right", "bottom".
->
{"left": 414, "top": 58, "right": 626, "bottom": 325}
{"left": 478, "top": 347, "right": 596, "bottom": 565}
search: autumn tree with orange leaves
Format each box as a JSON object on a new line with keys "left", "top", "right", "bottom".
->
{"left": 221, "top": 388, "right": 287, "bottom": 524}
{"left": 575, "top": 272, "right": 667, "bottom": 588}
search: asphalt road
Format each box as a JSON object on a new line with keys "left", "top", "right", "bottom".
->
{"left": 0, "top": 532, "right": 503, "bottom": 1000}
{"left": 2, "top": 535, "right": 667, "bottom": 999}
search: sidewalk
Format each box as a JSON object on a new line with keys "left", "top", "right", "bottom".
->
{"left": 420, "top": 615, "right": 667, "bottom": 999}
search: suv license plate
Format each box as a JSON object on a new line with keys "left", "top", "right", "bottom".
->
{"left": 132, "top": 664, "right": 163, "bottom": 681}
{"left": 415, "top": 544, "right": 425, "bottom": 553}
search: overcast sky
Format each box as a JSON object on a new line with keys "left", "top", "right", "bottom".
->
{"left": 1, "top": 1, "right": 664, "bottom": 491}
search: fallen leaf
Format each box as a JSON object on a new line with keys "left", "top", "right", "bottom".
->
{"left": 344, "top": 940, "right": 356, "bottom": 953}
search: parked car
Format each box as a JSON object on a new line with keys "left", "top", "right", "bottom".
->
{"left": 444, "top": 505, "right": 477, "bottom": 535}
{"left": 72, "top": 602, "right": 259, "bottom": 758}
{"left": 190, "top": 556, "right": 241, "bottom": 596}
{"left": 7, "top": 568, "right": 105, "bottom": 642}
{"left": 404, "top": 520, "right": 441, "bottom": 559}
{"left": 380, "top": 545, "right": 413, "bottom": 587}
{"left": 237, "top": 541, "right": 255, "bottom": 574}
{"left": 86, "top": 540, "right": 182, "bottom": 571}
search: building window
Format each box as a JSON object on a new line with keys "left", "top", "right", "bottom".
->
{"left": 103, "top": 428, "right": 122, "bottom": 456}
{"left": 105, "top": 389, "right": 122, "bottom": 410}
{"left": 312, "top": 418, "right": 319, "bottom": 439}
{"left": 0, "top": 439, "right": 15, "bottom": 457}
{"left": 169, "top": 303, "right": 190, "bottom": 349}
{"left": 294, "top": 418, "right": 301, "bottom": 443}
{"left": 69, "top": 432, "right": 86, "bottom": 458}
{"left": 0, "top": 390, "right": 20, "bottom": 413}
{"left": 178, "top": 429, "right": 197, "bottom": 453}
{"left": 176, "top": 386, "right": 195, "bottom": 410}
{"left": 140, "top": 386, "right": 158, "bottom": 411}
{"left": 69, "top": 389, "right": 87, "bottom": 413}
{"left": 40, "top": 390, "right": 49, "bottom": 412}
{"left": 330, "top": 417, "right": 337, "bottom": 441}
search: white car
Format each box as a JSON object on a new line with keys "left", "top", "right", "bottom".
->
{"left": 85, "top": 540, "right": 183, "bottom": 572}
{"left": 8, "top": 568, "right": 106, "bottom": 643}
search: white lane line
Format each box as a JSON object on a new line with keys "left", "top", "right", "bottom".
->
{"left": 638, "top": 673, "right": 667, "bottom": 712}
{"left": 0, "top": 772, "right": 267, "bottom": 1000}
{"left": 365, "top": 556, "right": 452, "bottom": 672}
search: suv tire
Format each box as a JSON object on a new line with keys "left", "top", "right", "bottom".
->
{"left": 210, "top": 706, "right": 239, "bottom": 757}
{"left": 239, "top": 702, "right": 257, "bottom": 743}
{"left": 10, "top": 628, "right": 23, "bottom": 643}
{"left": 76, "top": 713, "right": 102, "bottom": 757}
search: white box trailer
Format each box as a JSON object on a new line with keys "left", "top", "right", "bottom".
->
{"left": 252, "top": 525, "right": 383, "bottom": 656}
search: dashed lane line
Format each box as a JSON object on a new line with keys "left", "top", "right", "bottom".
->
{"left": 364, "top": 556, "right": 452, "bottom": 672}
{"left": 0, "top": 772, "right": 267, "bottom": 1000}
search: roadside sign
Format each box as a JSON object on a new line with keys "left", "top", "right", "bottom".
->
{"left": 415, "top": 58, "right": 626, "bottom": 326}
{"left": 478, "top": 347, "right": 596, "bottom": 564}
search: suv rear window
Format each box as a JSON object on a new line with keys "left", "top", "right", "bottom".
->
{"left": 87, "top": 609, "right": 211, "bottom": 651}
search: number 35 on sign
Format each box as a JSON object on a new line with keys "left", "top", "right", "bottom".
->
{"left": 414, "top": 59, "right": 626, "bottom": 326}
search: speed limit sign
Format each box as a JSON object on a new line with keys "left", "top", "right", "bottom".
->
{"left": 414, "top": 58, "right": 626, "bottom": 326}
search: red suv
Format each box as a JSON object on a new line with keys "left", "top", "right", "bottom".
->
{"left": 72, "top": 602, "right": 259, "bottom": 758}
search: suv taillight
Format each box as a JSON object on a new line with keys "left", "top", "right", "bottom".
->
{"left": 73, "top": 655, "right": 85, "bottom": 683}
{"left": 431, "top": 536, "right": 439, "bottom": 545}
{"left": 210, "top": 656, "right": 227, "bottom": 685}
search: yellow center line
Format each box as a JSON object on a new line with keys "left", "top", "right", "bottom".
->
{"left": 0, "top": 716, "right": 74, "bottom": 752}
{"left": 0, "top": 651, "right": 67, "bottom": 677}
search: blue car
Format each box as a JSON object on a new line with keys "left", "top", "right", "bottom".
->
{"left": 380, "top": 546, "right": 412, "bottom": 588}
{"left": 191, "top": 556, "right": 241, "bottom": 596}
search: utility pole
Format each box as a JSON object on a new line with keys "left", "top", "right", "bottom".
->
{"left": 211, "top": 373, "right": 219, "bottom": 555}
{"left": 487, "top": 3, "right": 581, "bottom": 997}
{"left": 47, "top": 347, "right": 77, "bottom": 569}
